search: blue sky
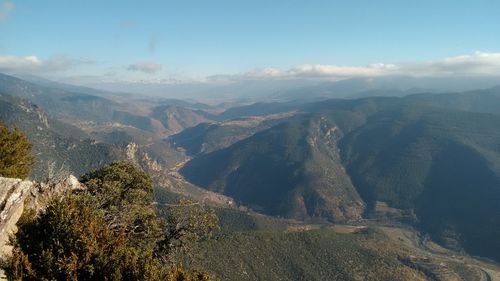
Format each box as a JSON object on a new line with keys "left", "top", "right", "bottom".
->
{"left": 0, "top": 0, "right": 499, "bottom": 84}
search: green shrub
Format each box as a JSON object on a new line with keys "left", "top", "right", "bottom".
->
{"left": 4, "top": 161, "right": 218, "bottom": 280}
{"left": 0, "top": 123, "right": 34, "bottom": 179}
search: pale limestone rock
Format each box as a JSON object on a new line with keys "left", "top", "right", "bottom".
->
{"left": 0, "top": 177, "right": 34, "bottom": 280}
{"left": 0, "top": 177, "right": 34, "bottom": 257}
{"left": 0, "top": 175, "right": 84, "bottom": 274}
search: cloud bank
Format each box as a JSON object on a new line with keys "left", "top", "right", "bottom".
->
{"left": 209, "top": 52, "right": 500, "bottom": 82}
{"left": 2, "top": 52, "right": 500, "bottom": 84}
{"left": 0, "top": 55, "right": 93, "bottom": 73}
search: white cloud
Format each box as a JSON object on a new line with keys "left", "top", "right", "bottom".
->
{"left": 0, "top": 55, "right": 42, "bottom": 71}
{"left": 126, "top": 62, "right": 162, "bottom": 74}
{"left": 0, "top": 0, "right": 13, "bottom": 22}
{"left": 213, "top": 52, "right": 500, "bottom": 81}
{"left": 0, "top": 54, "right": 94, "bottom": 73}
{"left": 3, "top": 51, "right": 500, "bottom": 85}
{"left": 287, "top": 63, "right": 398, "bottom": 77}
{"left": 401, "top": 52, "right": 500, "bottom": 76}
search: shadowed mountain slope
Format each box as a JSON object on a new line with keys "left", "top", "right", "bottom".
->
{"left": 181, "top": 115, "right": 365, "bottom": 222}
{"left": 182, "top": 92, "right": 500, "bottom": 261}
{"left": 0, "top": 93, "right": 122, "bottom": 180}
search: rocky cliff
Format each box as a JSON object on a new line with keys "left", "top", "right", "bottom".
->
{"left": 0, "top": 175, "right": 84, "bottom": 261}
{"left": 0, "top": 177, "right": 33, "bottom": 258}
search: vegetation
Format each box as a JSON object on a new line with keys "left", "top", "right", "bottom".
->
{"left": 180, "top": 115, "right": 364, "bottom": 222}
{"left": 4, "top": 71, "right": 500, "bottom": 272}
{"left": 0, "top": 93, "right": 123, "bottom": 180}
{"left": 157, "top": 198, "right": 220, "bottom": 266}
{"left": 3, "top": 161, "right": 218, "bottom": 280}
{"left": 193, "top": 228, "right": 425, "bottom": 281}
{"left": 214, "top": 208, "right": 289, "bottom": 234}
{"left": 151, "top": 105, "right": 214, "bottom": 135}
{"left": 169, "top": 116, "right": 284, "bottom": 156}
{"left": 112, "top": 110, "right": 155, "bottom": 132}
{"left": 0, "top": 73, "right": 144, "bottom": 125}
{"left": 339, "top": 105, "right": 500, "bottom": 260}
{"left": 0, "top": 122, "right": 34, "bottom": 179}
{"left": 182, "top": 95, "right": 500, "bottom": 262}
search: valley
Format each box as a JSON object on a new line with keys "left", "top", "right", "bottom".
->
{"left": 3, "top": 3, "right": 499, "bottom": 280}
{"left": 1, "top": 72, "right": 500, "bottom": 280}
{"left": 190, "top": 210, "right": 500, "bottom": 281}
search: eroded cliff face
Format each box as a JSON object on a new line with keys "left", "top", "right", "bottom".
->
{"left": 0, "top": 175, "right": 84, "bottom": 259}
{"left": 0, "top": 178, "right": 33, "bottom": 258}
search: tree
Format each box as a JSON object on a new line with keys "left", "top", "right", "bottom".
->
{"left": 6, "top": 194, "right": 162, "bottom": 280}
{"left": 0, "top": 123, "right": 34, "bottom": 179}
{"left": 156, "top": 199, "right": 220, "bottom": 265}
{"left": 80, "top": 161, "right": 164, "bottom": 249}
{"left": 4, "top": 161, "right": 218, "bottom": 280}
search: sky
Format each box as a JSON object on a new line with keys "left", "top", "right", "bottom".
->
{"left": 0, "top": 0, "right": 500, "bottom": 86}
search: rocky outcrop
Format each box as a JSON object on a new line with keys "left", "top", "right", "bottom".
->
{"left": 0, "top": 175, "right": 84, "bottom": 259}
{"left": 0, "top": 178, "right": 34, "bottom": 258}
{"left": 26, "top": 175, "right": 85, "bottom": 212}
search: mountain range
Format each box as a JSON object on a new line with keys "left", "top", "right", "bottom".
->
{"left": 2, "top": 72, "right": 500, "bottom": 276}
{"left": 180, "top": 89, "right": 500, "bottom": 261}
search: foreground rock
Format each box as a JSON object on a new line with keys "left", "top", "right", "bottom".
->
{"left": 0, "top": 178, "right": 33, "bottom": 258}
{"left": 0, "top": 175, "right": 84, "bottom": 259}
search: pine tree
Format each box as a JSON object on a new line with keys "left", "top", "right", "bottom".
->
{"left": 0, "top": 123, "right": 34, "bottom": 179}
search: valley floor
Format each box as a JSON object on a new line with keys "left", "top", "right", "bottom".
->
{"left": 376, "top": 225, "right": 500, "bottom": 281}
{"left": 192, "top": 211, "right": 500, "bottom": 281}
{"left": 295, "top": 221, "right": 500, "bottom": 281}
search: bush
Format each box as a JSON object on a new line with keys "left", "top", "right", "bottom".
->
{"left": 0, "top": 123, "right": 34, "bottom": 179}
{"left": 6, "top": 194, "right": 163, "bottom": 280}
{"left": 4, "top": 161, "right": 218, "bottom": 280}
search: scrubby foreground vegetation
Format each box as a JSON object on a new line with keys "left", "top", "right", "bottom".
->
{"left": 2, "top": 161, "right": 218, "bottom": 281}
